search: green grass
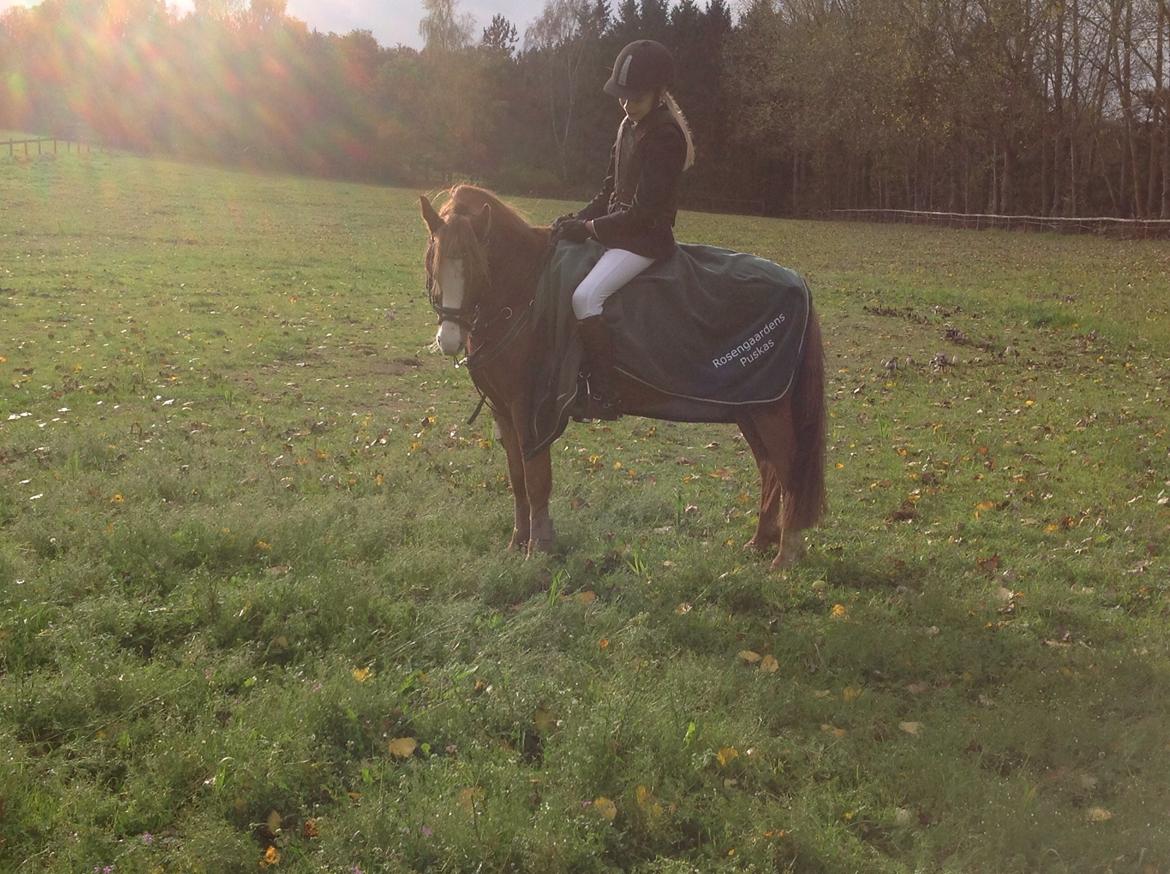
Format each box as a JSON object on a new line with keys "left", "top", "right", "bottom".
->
{"left": 2, "top": 152, "right": 1169, "bottom": 873}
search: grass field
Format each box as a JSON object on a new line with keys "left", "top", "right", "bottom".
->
{"left": 2, "top": 151, "right": 1169, "bottom": 873}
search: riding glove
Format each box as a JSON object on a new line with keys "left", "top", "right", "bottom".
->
{"left": 555, "top": 219, "right": 592, "bottom": 243}
{"left": 550, "top": 213, "right": 575, "bottom": 233}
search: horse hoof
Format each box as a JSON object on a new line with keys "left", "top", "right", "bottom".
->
{"left": 744, "top": 537, "right": 777, "bottom": 554}
{"left": 770, "top": 540, "right": 807, "bottom": 570}
{"left": 527, "top": 538, "right": 556, "bottom": 557}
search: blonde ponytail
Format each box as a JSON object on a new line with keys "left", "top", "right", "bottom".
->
{"left": 664, "top": 92, "right": 695, "bottom": 172}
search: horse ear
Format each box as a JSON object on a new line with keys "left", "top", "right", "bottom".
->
{"left": 420, "top": 195, "right": 443, "bottom": 234}
{"left": 472, "top": 203, "right": 492, "bottom": 240}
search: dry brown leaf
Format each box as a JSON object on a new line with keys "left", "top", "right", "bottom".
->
{"left": 1086, "top": 806, "right": 1113, "bottom": 823}
{"left": 716, "top": 746, "right": 739, "bottom": 766}
{"left": 842, "top": 686, "right": 862, "bottom": 702}
{"left": 899, "top": 721, "right": 923, "bottom": 736}
{"left": 738, "top": 650, "right": 762, "bottom": 665}
{"left": 760, "top": 655, "right": 780, "bottom": 673}
{"left": 976, "top": 554, "right": 1001, "bottom": 574}
{"left": 576, "top": 590, "right": 597, "bottom": 605}
{"left": 388, "top": 737, "right": 418, "bottom": 759}
{"left": 457, "top": 786, "right": 484, "bottom": 813}
{"left": 593, "top": 796, "right": 617, "bottom": 821}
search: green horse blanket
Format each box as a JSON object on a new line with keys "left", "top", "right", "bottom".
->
{"left": 525, "top": 240, "right": 811, "bottom": 458}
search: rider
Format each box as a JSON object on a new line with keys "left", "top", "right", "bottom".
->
{"left": 554, "top": 39, "right": 695, "bottom": 420}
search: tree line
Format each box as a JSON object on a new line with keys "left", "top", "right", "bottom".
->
{"left": 2, "top": 0, "right": 1168, "bottom": 218}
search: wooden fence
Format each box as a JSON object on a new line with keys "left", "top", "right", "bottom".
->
{"left": 3, "top": 137, "right": 99, "bottom": 159}
{"left": 821, "top": 208, "right": 1170, "bottom": 239}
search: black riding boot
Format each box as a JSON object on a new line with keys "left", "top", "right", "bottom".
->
{"left": 577, "top": 315, "right": 621, "bottom": 421}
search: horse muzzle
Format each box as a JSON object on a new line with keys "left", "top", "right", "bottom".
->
{"left": 436, "top": 320, "right": 466, "bottom": 356}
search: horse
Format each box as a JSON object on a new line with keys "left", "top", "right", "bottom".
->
{"left": 419, "top": 185, "right": 826, "bottom": 569}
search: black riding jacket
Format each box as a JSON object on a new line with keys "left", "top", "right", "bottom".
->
{"left": 575, "top": 103, "right": 687, "bottom": 260}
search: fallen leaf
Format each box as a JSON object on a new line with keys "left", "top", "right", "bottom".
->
{"left": 716, "top": 746, "right": 739, "bottom": 766}
{"left": 389, "top": 737, "right": 418, "bottom": 759}
{"left": 842, "top": 686, "right": 862, "bottom": 702}
{"left": 899, "top": 721, "right": 923, "bottom": 736}
{"left": 352, "top": 666, "right": 372, "bottom": 683}
{"left": 738, "top": 650, "right": 762, "bottom": 665}
{"left": 261, "top": 846, "right": 280, "bottom": 866}
{"left": 576, "top": 590, "right": 597, "bottom": 605}
{"left": 266, "top": 810, "right": 282, "bottom": 835}
{"left": 1086, "top": 806, "right": 1113, "bottom": 823}
{"left": 457, "top": 786, "right": 484, "bottom": 813}
{"left": 820, "top": 724, "right": 847, "bottom": 737}
{"left": 593, "top": 796, "right": 617, "bottom": 821}
{"left": 675, "top": 602, "right": 692, "bottom": 615}
{"left": 830, "top": 603, "right": 847, "bottom": 618}
{"left": 976, "top": 554, "right": 1001, "bottom": 574}
{"left": 894, "top": 807, "right": 914, "bottom": 826}
{"left": 760, "top": 655, "right": 780, "bottom": 673}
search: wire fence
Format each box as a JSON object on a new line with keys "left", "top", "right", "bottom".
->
{"left": 821, "top": 208, "right": 1170, "bottom": 239}
{"left": 3, "top": 136, "right": 100, "bottom": 159}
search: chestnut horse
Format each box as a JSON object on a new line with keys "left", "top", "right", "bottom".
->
{"left": 420, "top": 185, "right": 825, "bottom": 569}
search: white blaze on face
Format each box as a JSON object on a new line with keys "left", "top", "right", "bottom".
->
{"left": 434, "top": 257, "right": 466, "bottom": 356}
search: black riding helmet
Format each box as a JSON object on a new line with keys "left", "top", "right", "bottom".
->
{"left": 603, "top": 39, "right": 674, "bottom": 99}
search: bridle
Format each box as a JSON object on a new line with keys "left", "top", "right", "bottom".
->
{"left": 425, "top": 234, "right": 480, "bottom": 333}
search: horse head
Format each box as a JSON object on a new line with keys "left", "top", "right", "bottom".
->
{"left": 420, "top": 193, "right": 492, "bottom": 356}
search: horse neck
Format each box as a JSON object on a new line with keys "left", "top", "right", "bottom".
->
{"left": 484, "top": 226, "right": 548, "bottom": 310}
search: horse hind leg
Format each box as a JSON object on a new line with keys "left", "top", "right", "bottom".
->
{"left": 738, "top": 414, "right": 781, "bottom": 553}
{"left": 738, "top": 399, "right": 805, "bottom": 569}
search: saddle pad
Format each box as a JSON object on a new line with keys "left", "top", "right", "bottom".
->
{"left": 524, "top": 240, "right": 810, "bottom": 458}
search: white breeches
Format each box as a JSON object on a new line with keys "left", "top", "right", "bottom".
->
{"left": 571, "top": 248, "right": 655, "bottom": 319}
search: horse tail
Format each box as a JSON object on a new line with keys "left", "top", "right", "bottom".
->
{"left": 788, "top": 301, "right": 827, "bottom": 530}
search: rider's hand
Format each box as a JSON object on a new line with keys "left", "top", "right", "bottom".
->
{"left": 550, "top": 213, "right": 575, "bottom": 233}
{"left": 555, "top": 219, "right": 591, "bottom": 243}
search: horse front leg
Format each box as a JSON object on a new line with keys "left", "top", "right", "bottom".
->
{"left": 494, "top": 411, "right": 531, "bottom": 551}
{"left": 522, "top": 446, "right": 556, "bottom": 555}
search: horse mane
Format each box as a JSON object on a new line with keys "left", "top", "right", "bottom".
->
{"left": 437, "top": 185, "right": 550, "bottom": 307}
{"left": 440, "top": 185, "right": 545, "bottom": 245}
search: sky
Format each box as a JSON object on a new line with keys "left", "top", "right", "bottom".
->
{"left": 0, "top": 0, "right": 552, "bottom": 48}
